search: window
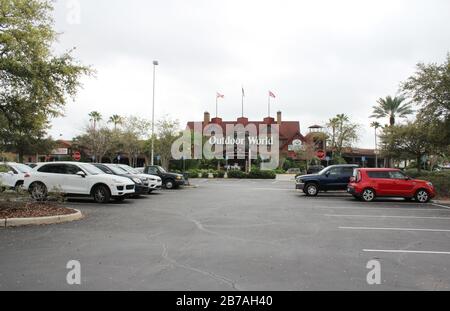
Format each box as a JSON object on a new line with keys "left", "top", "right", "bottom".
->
{"left": 367, "top": 171, "right": 391, "bottom": 179}
{"left": 389, "top": 171, "right": 407, "bottom": 179}
{"left": 148, "top": 167, "right": 158, "bottom": 175}
{"left": 38, "top": 164, "right": 66, "bottom": 174}
{"left": 65, "top": 164, "right": 82, "bottom": 175}
{"left": 328, "top": 168, "right": 342, "bottom": 176}
{"left": 342, "top": 167, "right": 355, "bottom": 176}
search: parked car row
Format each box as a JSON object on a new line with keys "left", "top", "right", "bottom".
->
{"left": 296, "top": 165, "right": 436, "bottom": 203}
{"left": 1, "top": 161, "right": 186, "bottom": 204}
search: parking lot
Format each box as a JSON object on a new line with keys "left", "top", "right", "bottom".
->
{"left": 1, "top": 179, "right": 449, "bottom": 291}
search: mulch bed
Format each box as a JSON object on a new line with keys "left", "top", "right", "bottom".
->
{"left": 0, "top": 201, "right": 77, "bottom": 219}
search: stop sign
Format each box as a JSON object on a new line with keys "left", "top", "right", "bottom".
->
{"left": 72, "top": 151, "right": 81, "bottom": 161}
{"left": 316, "top": 150, "right": 326, "bottom": 160}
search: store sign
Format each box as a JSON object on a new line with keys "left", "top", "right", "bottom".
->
{"left": 52, "top": 148, "right": 69, "bottom": 155}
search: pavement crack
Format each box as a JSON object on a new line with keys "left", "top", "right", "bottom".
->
{"left": 161, "top": 244, "right": 241, "bottom": 291}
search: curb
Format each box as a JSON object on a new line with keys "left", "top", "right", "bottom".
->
{"left": 1, "top": 209, "right": 83, "bottom": 228}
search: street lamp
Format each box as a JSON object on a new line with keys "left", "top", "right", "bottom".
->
{"left": 151, "top": 60, "right": 159, "bottom": 166}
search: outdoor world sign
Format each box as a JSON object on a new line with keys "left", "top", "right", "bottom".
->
{"left": 171, "top": 122, "right": 280, "bottom": 170}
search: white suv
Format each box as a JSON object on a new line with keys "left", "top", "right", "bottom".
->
{"left": 24, "top": 162, "right": 135, "bottom": 203}
{"left": 0, "top": 162, "right": 32, "bottom": 190}
{"left": 116, "top": 164, "right": 162, "bottom": 193}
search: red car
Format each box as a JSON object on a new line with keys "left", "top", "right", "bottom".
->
{"left": 347, "top": 168, "right": 436, "bottom": 203}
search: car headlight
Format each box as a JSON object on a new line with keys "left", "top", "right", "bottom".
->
{"left": 132, "top": 178, "right": 142, "bottom": 184}
{"left": 296, "top": 177, "right": 303, "bottom": 183}
{"left": 176, "top": 176, "right": 182, "bottom": 180}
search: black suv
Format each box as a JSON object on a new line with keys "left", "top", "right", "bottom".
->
{"left": 144, "top": 165, "right": 185, "bottom": 189}
{"left": 296, "top": 164, "right": 358, "bottom": 196}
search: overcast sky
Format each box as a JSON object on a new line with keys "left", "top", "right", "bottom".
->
{"left": 49, "top": 0, "right": 450, "bottom": 148}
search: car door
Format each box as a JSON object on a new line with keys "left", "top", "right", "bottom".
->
{"left": 367, "top": 171, "right": 392, "bottom": 196}
{"left": 389, "top": 171, "right": 415, "bottom": 197}
{"left": 37, "top": 164, "right": 66, "bottom": 191}
{"left": 63, "top": 164, "right": 89, "bottom": 194}
{"left": 1, "top": 165, "right": 17, "bottom": 188}
{"left": 323, "top": 167, "right": 343, "bottom": 190}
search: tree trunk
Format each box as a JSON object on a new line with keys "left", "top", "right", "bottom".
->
{"left": 417, "top": 155, "right": 422, "bottom": 173}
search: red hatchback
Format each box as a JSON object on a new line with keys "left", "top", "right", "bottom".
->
{"left": 348, "top": 168, "right": 436, "bottom": 203}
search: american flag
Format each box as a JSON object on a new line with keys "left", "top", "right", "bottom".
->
{"left": 216, "top": 92, "right": 225, "bottom": 99}
{"left": 269, "top": 91, "right": 276, "bottom": 98}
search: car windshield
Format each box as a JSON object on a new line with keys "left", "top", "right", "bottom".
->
{"left": 11, "top": 163, "right": 32, "bottom": 173}
{"left": 106, "top": 165, "right": 129, "bottom": 175}
{"left": 119, "top": 165, "right": 139, "bottom": 174}
{"left": 78, "top": 163, "right": 105, "bottom": 175}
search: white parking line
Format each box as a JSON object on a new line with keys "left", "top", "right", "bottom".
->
{"left": 340, "top": 226, "right": 450, "bottom": 232}
{"left": 326, "top": 214, "right": 450, "bottom": 220}
{"left": 364, "top": 249, "right": 450, "bottom": 255}
{"left": 308, "top": 206, "right": 447, "bottom": 212}
{"left": 432, "top": 203, "right": 450, "bottom": 209}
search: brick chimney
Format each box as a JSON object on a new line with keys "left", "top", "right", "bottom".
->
{"left": 277, "top": 111, "right": 282, "bottom": 125}
{"left": 204, "top": 112, "right": 211, "bottom": 125}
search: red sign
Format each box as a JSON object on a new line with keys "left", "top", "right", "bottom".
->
{"left": 316, "top": 150, "right": 326, "bottom": 160}
{"left": 72, "top": 151, "right": 81, "bottom": 161}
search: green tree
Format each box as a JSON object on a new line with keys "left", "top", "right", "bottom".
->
{"left": 152, "top": 116, "right": 181, "bottom": 169}
{"left": 379, "top": 121, "right": 433, "bottom": 172}
{"left": 108, "top": 115, "right": 123, "bottom": 131}
{"left": 89, "top": 111, "right": 102, "bottom": 130}
{"left": 371, "top": 121, "right": 382, "bottom": 167}
{"left": 326, "top": 114, "right": 359, "bottom": 157}
{"left": 0, "top": 0, "right": 91, "bottom": 161}
{"left": 401, "top": 54, "right": 450, "bottom": 152}
{"left": 370, "top": 96, "right": 413, "bottom": 126}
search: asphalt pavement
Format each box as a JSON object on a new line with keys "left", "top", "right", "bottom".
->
{"left": 1, "top": 179, "right": 449, "bottom": 291}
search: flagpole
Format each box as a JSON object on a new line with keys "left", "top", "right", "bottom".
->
{"left": 216, "top": 95, "right": 218, "bottom": 118}
{"left": 268, "top": 94, "right": 271, "bottom": 117}
{"left": 241, "top": 87, "right": 244, "bottom": 117}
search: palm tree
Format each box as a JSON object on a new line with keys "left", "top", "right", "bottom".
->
{"left": 371, "top": 121, "right": 382, "bottom": 168}
{"left": 108, "top": 115, "right": 123, "bottom": 130}
{"left": 371, "top": 96, "right": 413, "bottom": 126}
{"left": 89, "top": 111, "right": 102, "bottom": 130}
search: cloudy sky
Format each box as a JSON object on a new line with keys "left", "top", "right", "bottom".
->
{"left": 50, "top": 0, "right": 450, "bottom": 148}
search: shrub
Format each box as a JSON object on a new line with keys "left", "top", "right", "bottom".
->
{"left": 216, "top": 171, "right": 225, "bottom": 178}
{"left": 248, "top": 170, "right": 276, "bottom": 179}
{"left": 187, "top": 170, "right": 201, "bottom": 179}
{"left": 227, "top": 170, "right": 247, "bottom": 179}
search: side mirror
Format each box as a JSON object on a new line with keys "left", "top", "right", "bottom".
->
{"left": 76, "top": 171, "right": 86, "bottom": 178}
{"left": 325, "top": 171, "right": 330, "bottom": 177}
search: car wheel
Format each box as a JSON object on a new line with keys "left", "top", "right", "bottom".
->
{"left": 305, "top": 183, "right": 319, "bottom": 197}
{"left": 30, "top": 182, "right": 48, "bottom": 201}
{"left": 14, "top": 181, "right": 24, "bottom": 191}
{"left": 362, "top": 188, "right": 376, "bottom": 202}
{"left": 415, "top": 189, "right": 430, "bottom": 203}
{"left": 93, "top": 185, "right": 111, "bottom": 204}
{"left": 165, "top": 180, "right": 175, "bottom": 190}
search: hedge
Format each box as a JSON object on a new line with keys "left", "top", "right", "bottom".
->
{"left": 227, "top": 170, "right": 276, "bottom": 180}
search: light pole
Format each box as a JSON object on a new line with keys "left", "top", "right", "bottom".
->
{"left": 151, "top": 60, "right": 159, "bottom": 166}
